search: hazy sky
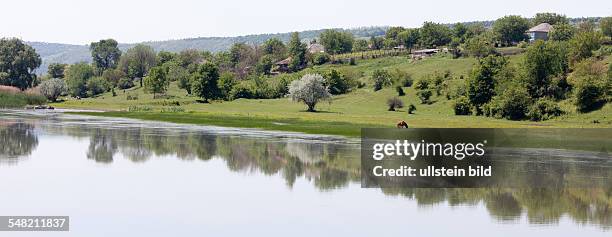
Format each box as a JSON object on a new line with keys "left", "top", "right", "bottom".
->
{"left": 1, "top": 0, "right": 610, "bottom": 45}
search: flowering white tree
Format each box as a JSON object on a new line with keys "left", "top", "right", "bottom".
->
{"left": 288, "top": 74, "right": 331, "bottom": 112}
{"left": 39, "top": 78, "right": 67, "bottom": 102}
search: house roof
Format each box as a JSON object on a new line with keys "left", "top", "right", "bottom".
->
{"left": 307, "top": 43, "right": 325, "bottom": 53}
{"left": 276, "top": 57, "right": 292, "bottom": 65}
{"left": 412, "top": 49, "right": 439, "bottom": 54}
{"left": 527, "top": 23, "right": 553, "bottom": 33}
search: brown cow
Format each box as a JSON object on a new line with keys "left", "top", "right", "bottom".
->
{"left": 396, "top": 121, "right": 408, "bottom": 128}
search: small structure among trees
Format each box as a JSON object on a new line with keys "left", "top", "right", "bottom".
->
{"left": 526, "top": 23, "right": 553, "bottom": 42}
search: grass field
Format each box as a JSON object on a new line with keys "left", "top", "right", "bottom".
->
{"left": 56, "top": 54, "right": 612, "bottom": 137}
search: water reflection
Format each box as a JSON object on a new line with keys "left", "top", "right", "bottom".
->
{"left": 0, "top": 111, "right": 610, "bottom": 230}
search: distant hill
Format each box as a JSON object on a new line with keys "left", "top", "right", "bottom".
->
{"left": 28, "top": 27, "right": 388, "bottom": 74}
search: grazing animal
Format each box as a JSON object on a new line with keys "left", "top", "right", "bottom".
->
{"left": 396, "top": 121, "right": 409, "bottom": 128}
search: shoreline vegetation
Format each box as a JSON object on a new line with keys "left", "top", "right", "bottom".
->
{"left": 1, "top": 14, "right": 611, "bottom": 137}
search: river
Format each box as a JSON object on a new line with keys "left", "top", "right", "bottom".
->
{"left": 0, "top": 110, "right": 609, "bottom": 236}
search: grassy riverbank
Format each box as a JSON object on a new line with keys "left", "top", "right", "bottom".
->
{"left": 0, "top": 91, "right": 46, "bottom": 108}
{"left": 57, "top": 56, "right": 612, "bottom": 137}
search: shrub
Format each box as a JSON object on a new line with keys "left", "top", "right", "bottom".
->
{"left": 453, "top": 96, "right": 472, "bottom": 115}
{"left": 39, "top": 78, "right": 67, "bottom": 102}
{"left": 527, "top": 98, "right": 563, "bottom": 121}
{"left": 386, "top": 97, "right": 404, "bottom": 111}
{"left": 484, "top": 85, "right": 531, "bottom": 120}
{"left": 414, "top": 78, "right": 430, "bottom": 90}
{"left": 86, "top": 77, "right": 110, "bottom": 97}
{"left": 407, "top": 104, "right": 417, "bottom": 114}
{"left": 117, "top": 78, "right": 134, "bottom": 89}
{"left": 568, "top": 59, "right": 608, "bottom": 112}
{"left": 312, "top": 52, "right": 331, "bottom": 65}
{"left": 127, "top": 106, "right": 152, "bottom": 112}
{"left": 349, "top": 57, "right": 356, "bottom": 65}
{"left": 325, "top": 69, "right": 352, "bottom": 95}
{"left": 391, "top": 69, "right": 413, "bottom": 87}
{"left": 417, "top": 89, "right": 433, "bottom": 104}
{"left": 218, "top": 72, "right": 237, "bottom": 100}
{"left": 288, "top": 74, "right": 332, "bottom": 112}
{"left": 229, "top": 82, "right": 257, "bottom": 100}
{"left": 372, "top": 69, "right": 392, "bottom": 91}
{"left": 396, "top": 86, "right": 405, "bottom": 96}
{"left": 160, "top": 106, "right": 185, "bottom": 113}
{"left": 126, "top": 94, "right": 138, "bottom": 100}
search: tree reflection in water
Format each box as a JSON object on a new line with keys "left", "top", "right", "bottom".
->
{"left": 3, "top": 116, "right": 611, "bottom": 229}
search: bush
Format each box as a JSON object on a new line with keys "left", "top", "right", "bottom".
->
{"left": 568, "top": 59, "right": 608, "bottom": 112}
{"left": 417, "top": 89, "right": 433, "bottom": 104}
{"left": 126, "top": 94, "right": 138, "bottom": 100}
{"left": 391, "top": 69, "right": 413, "bottom": 87}
{"left": 39, "top": 78, "right": 67, "bottom": 102}
{"left": 86, "top": 77, "right": 110, "bottom": 96}
{"left": 229, "top": 82, "right": 257, "bottom": 100}
{"left": 372, "top": 69, "right": 392, "bottom": 91}
{"left": 349, "top": 57, "right": 356, "bottom": 65}
{"left": 414, "top": 78, "right": 430, "bottom": 90}
{"left": 527, "top": 98, "right": 563, "bottom": 121}
{"left": 407, "top": 104, "right": 417, "bottom": 114}
{"left": 127, "top": 106, "right": 152, "bottom": 112}
{"left": 484, "top": 85, "right": 531, "bottom": 120}
{"left": 386, "top": 97, "right": 404, "bottom": 111}
{"left": 288, "top": 74, "right": 331, "bottom": 112}
{"left": 396, "top": 86, "right": 405, "bottom": 96}
{"left": 160, "top": 106, "right": 185, "bottom": 113}
{"left": 117, "top": 78, "right": 134, "bottom": 89}
{"left": 325, "top": 69, "right": 352, "bottom": 95}
{"left": 312, "top": 52, "right": 331, "bottom": 65}
{"left": 453, "top": 96, "right": 472, "bottom": 115}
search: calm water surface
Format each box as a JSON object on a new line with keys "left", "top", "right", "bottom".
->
{"left": 0, "top": 110, "right": 610, "bottom": 237}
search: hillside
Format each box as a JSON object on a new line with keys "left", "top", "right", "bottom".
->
{"left": 28, "top": 27, "right": 388, "bottom": 74}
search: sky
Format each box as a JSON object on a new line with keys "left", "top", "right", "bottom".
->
{"left": 1, "top": 0, "right": 610, "bottom": 45}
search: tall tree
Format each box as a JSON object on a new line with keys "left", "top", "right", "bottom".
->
{"left": 493, "top": 15, "right": 530, "bottom": 45}
{"left": 118, "top": 44, "right": 157, "bottom": 87}
{"left": 287, "top": 32, "right": 307, "bottom": 71}
{"left": 467, "top": 55, "right": 508, "bottom": 109}
{"left": 600, "top": 17, "right": 612, "bottom": 37}
{"left": 549, "top": 23, "right": 576, "bottom": 41}
{"left": 48, "top": 63, "right": 67, "bottom": 79}
{"left": 320, "top": 29, "right": 354, "bottom": 54}
{"left": 522, "top": 40, "right": 569, "bottom": 98}
{"left": 143, "top": 66, "right": 169, "bottom": 98}
{"left": 65, "top": 62, "right": 95, "bottom": 97}
{"left": 262, "top": 38, "right": 287, "bottom": 60}
{"left": 532, "top": 13, "right": 569, "bottom": 26}
{"left": 419, "top": 22, "right": 452, "bottom": 48}
{"left": 191, "top": 62, "right": 221, "bottom": 102}
{"left": 0, "top": 38, "right": 41, "bottom": 90}
{"left": 397, "top": 29, "right": 420, "bottom": 52}
{"left": 90, "top": 39, "right": 122, "bottom": 73}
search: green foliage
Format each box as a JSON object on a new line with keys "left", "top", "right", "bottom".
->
{"left": 600, "top": 17, "right": 612, "bottom": 37}
{"left": 396, "top": 86, "right": 405, "bottom": 96}
{"left": 527, "top": 98, "right": 563, "bottom": 121}
{"left": 320, "top": 29, "right": 354, "bottom": 54}
{"left": 419, "top": 22, "right": 452, "bottom": 48}
{"left": 90, "top": 39, "right": 121, "bottom": 72}
{"left": 127, "top": 105, "right": 152, "bottom": 112}
{"left": 324, "top": 69, "right": 352, "bottom": 95}
{"left": 312, "top": 52, "right": 331, "bottom": 65}
{"left": 353, "top": 39, "right": 369, "bottom": 52}
{"left": 118, "top": 44, "right": 157, "bottom": 86}
{"left": 407, "top": 104, "right": 416, "bottom": 114}
{"left": 417, "top": 89, "right": 433, "bottom": 104}
{"left": 117, "top": 78, "right": 134, "bottom": 90}
{"left": 0, "top": 91, "right": 46, "bottom": 108}
{"left": 463, "top": 35, "right": 496, "bottom": 58}
{"left": 369, "top": 36, "right": 384, "bottom": 50}
{"left": 453, "top": 96, "right": 472, "bottom": 115}
{"left": 218, "top": 72, "right": 237, "bottom": 100}
{"left": 414, "top": 78, "right": 430, "bottom": 90}
{"left": 569, "top": 31, "right": 603, "bottom": 63}
{"left": 372, "top": 69, "right": 392, "bottom": 91}
{"left": 262, "top": 38, "right": 287, "bottom": 60}
{"left": 467, "top": 55, "right": 507, "bottom": 108}
{"left": 0, "top": 38, "right": 42, "bottom": 90}
{"left": 160, "top": 106, "right": 185, "bottom": 113}
{"left": 65, "top": 62, "right": 94, "bottom": 97}
{"left": 39, "top": 78, "right": 67, "bottom": 102}
{"left": 532, "top": 13, "right": 569, "bottom": 26}
{"left": 391, "top": 69, "right": 413, "bottom": 87}
{"left": 568, "top": 59, "right": 608, "bottom": 112}
{"left": 143, "top": 66, "right": 169, "bottom": 98}
{"left": 288, "top": 74, "right": 331, "bottom": 112}
{"left": 191, "top": 63, "right": 221, "bottom": 102}
{"left": 493, "top": 15, "right": 530, "bottom": 45}
{"left": 86, "top": 77, "right": 111, "bottom": 97}
{"left": 396, "top": 29, "right": 420, "bottom": 50}
{"left": 484, "top": 85, "right": 531, "bottom": 120}
{"left": 288, "top": 32, "right": 307, "bottom": 71}
{"left": 102, "top": 69, "right": 126, "bottom": 88}
{"left": 48, "top": 63, "right": 67, "bottom": 79}
{"left": 386, "top": 97, "right": 404, "bottom": 111}
{"left": 255, "top": 55, "right": 274, "bottom": 75}
{"left": 157, "top": 51, "right": 176, "bottom": 65}
{"left": 549, "top": 23, "right": 575, "bottom": 41}
{"left": 522, "top": 40, "right": 569, "bottom": 98}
